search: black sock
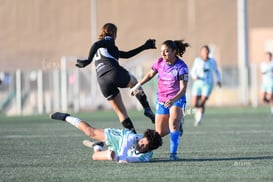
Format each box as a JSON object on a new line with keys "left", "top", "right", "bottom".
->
{"left": 135, "top": 92, "right": 151, "bottom": 110}
{"left": 121, "top": 118, "right": 136, "bottom": 133}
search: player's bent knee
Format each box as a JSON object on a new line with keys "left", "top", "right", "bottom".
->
{"left": 84, "top": 128, "right": 96, "bottom": 138}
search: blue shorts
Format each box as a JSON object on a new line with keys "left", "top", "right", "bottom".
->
{"left": 156, "top": 98, "right": 186, "bottom": 115}
{"left": 191, "top": 80, "right": 213, "bottom": 97}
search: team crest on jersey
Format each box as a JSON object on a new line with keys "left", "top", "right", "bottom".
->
{"left": 172, "top": 70, "right": 178, "bottom": 76}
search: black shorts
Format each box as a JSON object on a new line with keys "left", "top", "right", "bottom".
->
{"left": 97, "top": 66, "right": 130, "bottom": 100}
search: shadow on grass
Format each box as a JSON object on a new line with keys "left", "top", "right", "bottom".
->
{"left": 151, "top": 156, "right": 273, "bottom": 163}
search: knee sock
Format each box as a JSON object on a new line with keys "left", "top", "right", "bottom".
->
{"left": 121, "top": 118, "right": 136, "bottom": 133}
{"left": 65, "top": 116, "right": 81, "bottom": 128}
{"left": 169, "top": 131, "right": 181, "bottom": 154}
{"left": 135, "top": 92, "right": 151, "bottom": 110}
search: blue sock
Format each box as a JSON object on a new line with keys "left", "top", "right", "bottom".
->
{"left": 169, "top": 131, "right": 180, "bottom": 154}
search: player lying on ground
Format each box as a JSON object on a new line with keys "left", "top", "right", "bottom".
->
{"left": 50, "top": 112, "right": 162, "bottom": 163}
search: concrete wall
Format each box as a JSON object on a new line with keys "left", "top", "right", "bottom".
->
{"left": 1, "top": 0, "right": 273, "bottom": 71}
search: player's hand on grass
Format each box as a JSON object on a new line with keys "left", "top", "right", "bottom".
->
{"left": 143, "top": 39, "right": 156, "bottom": 50}
{"left": 76, "top": 59, "right": 89, "bottom": 68}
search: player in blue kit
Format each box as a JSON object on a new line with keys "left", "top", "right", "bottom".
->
{"left": 50, "top": 112, "right": 162, "bottom": 163}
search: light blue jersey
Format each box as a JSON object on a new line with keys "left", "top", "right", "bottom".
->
{"left": 191, "top": 57, "right": 221, "bottom": 84}
{"left": 260, "top": 61, "right": 273, "bottom": 93}
{"left": 191, "top": 57, "right": 221, "bottom": 97}
{"left": 104, "top": 128, "right": 153, "bottom": 162}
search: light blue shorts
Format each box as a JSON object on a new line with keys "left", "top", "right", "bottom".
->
{"left": 191, "top": 80, "right": 213, "bottom": 97}
{"left": 104, "top": 128, "right": 130, "bottom": 153}
{"left": 156, "top": 98, "right": 186, "bottom": 115}
{"left": 261, "top": 82, "right": 273, "bottom": 93}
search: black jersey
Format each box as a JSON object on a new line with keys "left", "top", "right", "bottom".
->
{"left": 84, "top": 36, "right": 149, "bottom": 77}
{"left": 91, "top": 36, "right": 120, "bottom": 77}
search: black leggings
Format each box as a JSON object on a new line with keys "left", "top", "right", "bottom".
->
{"left": 97, "top": 66, "right": 130, "bottom": 100}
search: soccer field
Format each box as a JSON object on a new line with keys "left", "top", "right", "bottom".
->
{"left": 0, "top": 107, "right": 273, "bottom": 182}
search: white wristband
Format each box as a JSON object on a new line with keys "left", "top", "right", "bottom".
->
{"left": 130, "top": 82, "right": 141, "bottom": 93}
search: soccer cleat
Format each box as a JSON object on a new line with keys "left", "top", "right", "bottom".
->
{"left": 82, "top": 140, "right": 104, "bottom": 148}
{"left": 169, "top": 153, "right": 179, "bottom": 161}
{"left": 144, "top": 108, "right": 155, "bottom": 123}
{"left": 50, "top": 112, "right": 70, "bottom": 121}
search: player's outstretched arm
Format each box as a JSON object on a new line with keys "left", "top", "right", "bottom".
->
{"left": 119, "top": 39, "right": 156, "bottom": 59}
{"left": 140, "top": 69, "right": 157, "bottom": 85}
{"left": 76, "top": 39, "right": 113, "bottom": 68}
{"left": 130, "top": 69, "right": 157, "bottom": 96}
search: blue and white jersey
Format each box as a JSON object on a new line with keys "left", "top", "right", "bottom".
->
{"left": 190, "top": 57, "right": 221, "bottom": 85}
{"left": 260, "top": 61, "right": 273, "bottom": 84}
{"left": 104, "top": 128, "right": 153, "bottom": 163}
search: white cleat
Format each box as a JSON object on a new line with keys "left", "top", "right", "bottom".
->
{"left": 82, "top": 140, "right": 104, "bottom": 148}
{"left": 83, "top": 140, "right": 96, "bottom": 148}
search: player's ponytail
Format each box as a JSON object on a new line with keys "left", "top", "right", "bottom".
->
{"left": 162, "top": 40, "right": 190, "bottom": 57}
{"left": 174, "top": 40, "right": 190, "bottom": 57}
{"left": 98, "top": 23, "right": 117, "bottom": 39}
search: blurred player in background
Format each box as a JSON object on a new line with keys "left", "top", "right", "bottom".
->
{"left": 50, "top": 112, "right": 162, "bottom": 163}
{"left": 191, "top": 45, "right": 221, "bottom": 126}
{"left": 260, "top": 51, "right": 273, "bottom": 115}
{"left": 132, "top": 40, "right": 189, "bottom": 160}
{"left": 76, "top": 23, "right": 156, "bottom": 133}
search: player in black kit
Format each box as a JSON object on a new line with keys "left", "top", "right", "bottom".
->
{"left": 76, "top": 23, "right": 155, "bottom": 132}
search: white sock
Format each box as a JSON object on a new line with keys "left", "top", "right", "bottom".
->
{"left": 93, "top": 145, "right": 102, "bottom": 152}
{"left": 271, "top": 106, "right": 273, "bottom": 114}
{"left": 195, "top": 110, "right": 202, "bottom": 123}
{"left": 65, "top": 116, "right": 81, "bottom": 128}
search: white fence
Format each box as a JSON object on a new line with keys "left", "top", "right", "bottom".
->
{"left": 0, "top": 57, "right": 261, "bottom": 116}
